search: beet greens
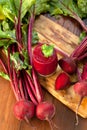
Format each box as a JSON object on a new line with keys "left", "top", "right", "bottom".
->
{"left": 0, "top": 1, "right": 57, "bottom": 130}
{"left": 0, "top": 0, "right": 43, "bottom": 122}
{"left": 1, "top": 0, "right": 87, "bottom": 128}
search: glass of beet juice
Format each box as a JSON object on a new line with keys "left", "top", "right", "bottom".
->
{"left": 33, "top": 43, "right": 58, "bottom": 77}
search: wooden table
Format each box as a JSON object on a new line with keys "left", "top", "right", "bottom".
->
{"left": 0, "top": 15, "right": 87, "bottom": 130}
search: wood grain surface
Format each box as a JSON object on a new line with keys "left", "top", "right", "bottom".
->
{"left": 0, "top": 15, "right": 87, "bottom": 130}
{"left": 34, "top": 15, "right": 87, "bottom": 118}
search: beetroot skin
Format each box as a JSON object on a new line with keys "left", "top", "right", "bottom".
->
{"left": 33, "top": 44, "right": 58, "bottom": 76}
{"left": 13, "top": 100, "right": 35, "bottom": 120}
{"left": 73, "top": 80, "right": 87, "bottom": 125}
{"left": 74, "top": 80, "right": 87, "bottom": 97}
{"left": 36, "top": 102, "right": 55, "bottom": 121}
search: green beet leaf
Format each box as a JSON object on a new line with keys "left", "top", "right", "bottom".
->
{"left": 0, "top": 72, "right": 10, "bottom": 80}
{"left": 41, "top": 44, "right": 54, "bottom": 57}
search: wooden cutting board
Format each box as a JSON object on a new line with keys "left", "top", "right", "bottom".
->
{"left": 34, "top": 15, "right": 87, "bottom": 118}
{"left": 0, "top": 14, "right": 87, "bottom": 130}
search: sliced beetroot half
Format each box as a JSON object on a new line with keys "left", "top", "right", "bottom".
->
{"left": 55, "top": 72, "right": 70, "bottom": 90}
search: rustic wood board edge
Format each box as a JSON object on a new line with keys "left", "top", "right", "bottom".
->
{"left": 34, "top": 15, "right": 79, "bottom": 55}
{"left": 34, "top": 15, "right": 87, "bottom": 118}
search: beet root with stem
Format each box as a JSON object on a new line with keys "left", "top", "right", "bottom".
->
{"left": 36, "top": 101, "right": 58, "bottom": 130}
{"left": 74, "top": 80, "right": 87, "bottom": 125}
{"left": 13, "top": 100, "right": 35, "bottom": 121}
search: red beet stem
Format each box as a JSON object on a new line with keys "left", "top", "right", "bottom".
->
{"left": 77, "top": 53, "right": 87, "bottom": 61}
{"left": 27, "top": 15, "right": 43, "bottom": 103}
{"left": 72, "top": 36, "right": 87, "bottom": 57}
{"left": 32, "top": 69, "right": 43, "bottom": 103}
{"left": 75, "top": 96, "right": 83, "bottom": 125}
{"left": 70, "top": 36, "right": 87, "bottom": 59}
{"left": 19, "top": 77, "right": 25, "bottom": 100}
{"left": 14, "top": 0, "right": 23, "bottom": 52}
{"left": 55, "top": 47, "right": 69, "bottom": 57}
{"left": 14, "top": 17, "right": 23, "bottom": 51}
{"left": 25, "top": 71, "right": 42, "bottom": 104}
{"left": 0, "top": 48, "right": 21, "bottom": 101}
{"left": 21, "top": 79, "right": 29, "bottom": 100}
{"left": 25, "top": 71, "right": 36, "bottom": 96}
{"left": 7, "top": 47, "right": 21, "bottom": 101}
{"left": 7, "top": 47, "right": 12, "bottom": 78}
{"left": 0, "top": 58, "right": 8, "bottom": 74}
{"left": 17, "top": 0, "right": 22, "bottom": 44}
{"left": 27, "top": 15, "right": 34, "bottom": 65}
{"left": 12, "top": 68, "right": 22, "bottom": 100}
{"left": 22, "top": 70, "right": 38, "bottom": 105}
